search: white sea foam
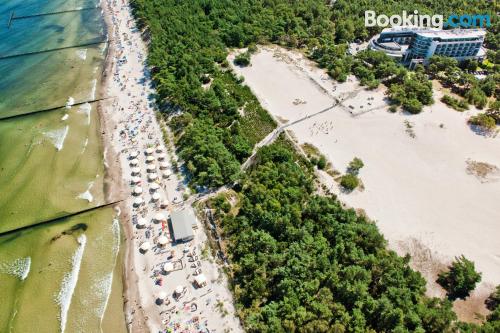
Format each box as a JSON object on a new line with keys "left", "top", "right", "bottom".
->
{"left": 45, "top": 125, "right": 69, "bottom": 151}
{"left": 77, "top": 181, "right": 94, "bottom": 203}
{"left": 66, "top": 97, "right": 75, "bottom": 109}
{"left": 56, "top": 234, "right": 86, "bottom": 333}
{"left": 76, "top": 49, "right": 87, "bottom": 60}
{"left": 61, "top": 114, "right": 69, "bottom": 121}
{"left": 78, "top": 102, "right": 92, "bottom": 125}
{"left": 81, "top": 138, "right": 89, "bottom": 154}
{"left": 0, "top": 257, "right": 31, "bottom": 280}
{"left": 89, "top": 79, "right": 97, "bottom": 100}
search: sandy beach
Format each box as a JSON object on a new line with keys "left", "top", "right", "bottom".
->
{"left": 231, "top": 46, "right": 500, "bottom": 319}
{"left": 99, "top": 0, "right": 242, "bottom": 331}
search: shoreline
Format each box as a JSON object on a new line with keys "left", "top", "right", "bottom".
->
{"left": 98, "top": 0, "right": 148, "bottom": 331}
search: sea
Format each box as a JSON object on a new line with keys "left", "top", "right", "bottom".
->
{"left": 0, "top": 0, "right": 126, "bottom": 331}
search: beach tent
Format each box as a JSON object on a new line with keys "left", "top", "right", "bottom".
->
{"left": 157, "top": 153, "right": 167, "bottom": 160}
{"left": 133, "top": 186, "right": 143, "bottom": 195}
{"left": 151, "top": 193, "right": 161, "bottom": 201}
{"left": 157, "top": 235, "right": 168, "bottom": 246}
{"left": 131, "top": 167, "right": 141, "bottom": 175}
{"left": 159, "top": 162, "right": 169, "bottom": 169}
{"left": 154, "top": 213, "right": 167, "bottom": 223}
{"left": 148, "top": 173, "right": 158, "bottom": 181}
{"left": 194, "top": 274, "right": 207, "bottom": 288}
{"left": 146, "top": 155, "right": 155, "bottom": 163}
{"left": 145, "top": 148, "right": 154, "bottom": 155}
{"left": 131, "top": 176, "right": 141, "bottom": 184}
{"left": 175, "top": 285, "right": 184, "bottom": 296}
{"left": 146, "top": 164, "right": 156, "bottom": 172}
{"left": 163, "top": 262, "right": 174, "bottom": 272}
{"left": 129, "top": 158, "right": 139, "bottom": 166}
{"left": 137, "top": 218, "right": 147, "bottom": 228}
{"left": 133, "top": 197, "right": 144, "bottom": 207}
{"left": 139, "top": 242, "right": 150, "bottom": 252}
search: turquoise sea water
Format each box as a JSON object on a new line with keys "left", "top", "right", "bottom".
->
{"left": 0, "top": 1, "right": 126, "bottom": 330}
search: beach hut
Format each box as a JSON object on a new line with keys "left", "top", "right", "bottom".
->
{"left": 157, "top": 235, "right": 168, "bottom": 246}
{"left": 163, "top": 262, "right": 174, "bottom": 273}
{"left": 129, "top": 158, "right": 139, "bottom": 166}
{"left": 139, "top": 242, "right": 150, "bottom": 253}
{"left": 133, "top": 186, "right": 143, "bottom": 195}
{"left": 151, "top": 193, "right": 161, "bottom": 202}
{"left": 170, "top": 208, "right": 195, "bottom": 242}
{"left": 129, "top": 151, "right": 139, "bottom": 159}
{"left": 145, "top": 147, "right": 154, "bottom": 155}
{"left": 146, "top": 164, "right": 156, "bottom": 172}
{"left": 157, "top": 153, "right": 167, "bottom": 161}
{"left": 131, "top": 167, "right": 141, "bottom": 175}
{"left": 133, "top": 197, "right": 144, "bottom": 207}
{"left": 154, "top": 213, "right": 167, "bottom": 223}
{"left": 194, "top": 274, "right": 207, "bottom": 288}
{"left": 148, "top": 173, "right": 158, "bottom": 181}
{"left": 131, "top": 176, "right": 141, "bottom": 184}
{"left": 159, "top": 162, "right": 169, "bottom": 170}
{"left": 146, "top": 155, "right": 155, "bottom": 163}
{"left": 137, "top": 218, "right": 147, "bottom": 228}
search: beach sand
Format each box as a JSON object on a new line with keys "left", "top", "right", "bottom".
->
{"left": 99, "top": 0, "right": 242, "bottom": 331}
{"left": 231, "top": 45, "right": 500, "bottom": 320}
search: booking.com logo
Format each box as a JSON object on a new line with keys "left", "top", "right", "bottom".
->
{"left": 365, "top": 10, "right": 491, "bottom": 29}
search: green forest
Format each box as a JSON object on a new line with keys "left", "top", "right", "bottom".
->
{"left": 130, "top": 0, "right": 499, "bottom": 331}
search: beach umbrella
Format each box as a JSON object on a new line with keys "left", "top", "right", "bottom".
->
{"left": 129, "top": 151, "right": 139, "bottom": 159}
{"left": 150, "top": 183, "right": 160, "bottom": 191}
{"left": 158, "top": 291, "right": 167, "bottom": 300}
{"left": 131, "top": 167, "right": 141, "bottom": 175}
{"left": 163, "top": 262, "right": 174, "bottom": 272}
{"left": 164, "top": 170, "right": 172, "bottom": 177}
{"left": 152, "top": 193, "right": 161, "bottom": 201}
{"left": 139, "top": 242, "right": 150, "bottom": 252}
{"left": 195, "top": 274, "right": 207, "bottom": 287}
{"left": 146, "top": 155, "right": 155, "bottom": 163}
{"left": 133, "top": 186, "right": 143, "bottom": 195}
{"left": 146, "top": 165, "right": 156, "bottom": 172}
{"left": 131, "top": 176, "right": 141, "bottom": 184}
{"left": 148, "top": 173, "right": 158, "bottom": 181}
{"left": 157, "top": 153, "right": 167, "bottom": 161}
{"left": 156, "top": 147, "right": 164, "bottom": 153}
{"left": 154, "top": 213, "right": 166, "bottom": 223}
{"left": 175, "top": 285, "right": 184, "bottom": 295}
{"left": 145, "top": 147, "right": 154, "bottom": 155}
{"left": 159, "top": 162, "right": 169, "bottom": 169}
{"left": 157, "top": 235, "right": 168, "bottom": 246}
{"left": 129, "top": 158, "right": 139, "bottom": 166}
{"left": 160, "top": 199, "right": 169, "bottom": 209}
{"left": 133, "top": 197, "right": 143, "bottom": 207}
{"left": 137, "top": 218, "right": 147, "bottom": 228}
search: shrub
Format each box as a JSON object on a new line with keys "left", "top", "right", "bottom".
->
{"left": 437, "top": 255, "right": 482, "bottom": 300}
{"left": 234, "top": 52, "right": 251, "bottom": 66}
{"left": 441, "top": 94, "right": 469, "bottom": 112}
{"left": 403, "top": 98, "right": 423, "bottom": 114}
{"left": 469, "top": 113, "right": 497, "bottom": 130}
{"left": 348, "top": 157, "right": 364, "bottom": 175}
{"left": 317, "top": 155, "right": 327, "bottom": 170}
{"left": 486, "top": 285, "right": 500, "bottom": 311}
{"left": 340, "top": 173, "right": 359, "bottom": 191}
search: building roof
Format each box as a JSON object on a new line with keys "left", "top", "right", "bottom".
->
{"left": 416, "top": 29, "right": 486, "bottom": 39}
{"left": 170, "top": 208, "right": 195, "bottom": 241}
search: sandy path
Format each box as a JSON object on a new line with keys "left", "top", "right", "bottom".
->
{"left": 231, "top": 46, "right": 500, "bottom": 319}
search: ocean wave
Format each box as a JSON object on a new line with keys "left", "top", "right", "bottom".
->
{"left": 78, "top": 102, "right": 92, "bottom": 125}
{"left": 55, "top": 234, "right": 87, "bottom": 333}
{"left": 81, "top": 138, "right": 89, "bottom": 154}
{"left": 66, "top": 97, "right": 75, "bottom": 109}
{"left": 0, "top": 257, "right": 31, "bottom": 280}
{"left": 76, "top": 49, "right": 87, "bottom": 61}
{"left": 77, "top": 181, "right": 94, "bottom": 203}
{"left": 89, "top": 79, "right": 97, "bottom": 100}
{"left": 44, "top": 125, "right": 69, "bottom": 151}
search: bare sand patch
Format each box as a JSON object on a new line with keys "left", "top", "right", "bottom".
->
{"left": 231, "top": 46, "right": 500, "bottom": 317}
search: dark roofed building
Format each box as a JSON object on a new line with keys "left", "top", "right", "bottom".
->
{"left": 170, "top": 208, "right": 195, "bottom": 242}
